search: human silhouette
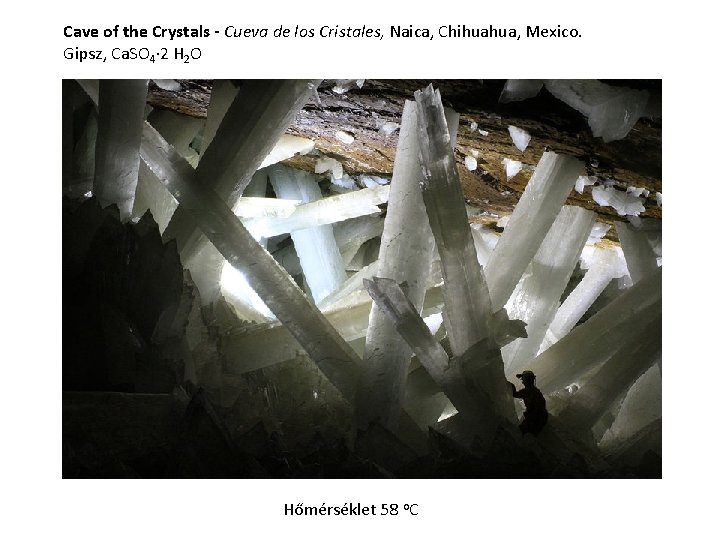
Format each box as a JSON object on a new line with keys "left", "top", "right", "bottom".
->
{"left": 509, "top": 370, "right": 548, "bottom": 436}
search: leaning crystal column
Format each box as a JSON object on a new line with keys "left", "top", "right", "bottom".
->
{"left": 221, "top": 284, "right": 445, "bottom": 374}
{"left": 241, "top": 185, "right": 389, "bottom": 238}
{"left": 140, "top": 122, "right": 360, "bottom": 402}
{"left": 528, "top": 267, "right": 661, "bottom": 395}
{"left": 414, "top": 85, "right": 515, "bottom": 421}
{"left": 415, "top": 85, "right": 491, "bottom": 354}
{"left": 163, "top": 80, "right": 320, "bottom": 262}
{"left": 499, "top": 79, "right": 544, "bottom": 103}
{"left": 148, "top": 108, "right": 203, "bottom": 164}
{"left": 615, "top": 221, "right": 658, "bottom": 284}
{"left": 600, "top": 363, "right": 661, "bottom": 447}
{"left": 540, "top": 247, "right": 625, "bottom": 352}
{"left": 199, "top": 79, "right": 239, "bottom": 157}
{"left": 470, "top": 225, "right": 497, "bottom": 267}
{"left": 403, "top": 365, "right": 449, "bottom": 430}
{"left": 556, "top": 313, "right": 661, "bottom": 434}
{"left": 502, "top": 205, "right": 595, "bottom": 375}
{"left": 132, "top": 109, "right": 203, "bottom": 231}
{"left": 268, "top": 165, "right": 346, "bottom": 303}
{"left": 357, "top": 100, "right": 437, "bottom": 429}
{"left": 543, "top": 79, "right": 649, "bottom": 142}
{"left": 484, "top": 152, "right": 585, "bottom": 310}
{"left": 364, "top": 277, "right": 504, "bottom": 441}
{"left": 92, "top": 79, "right": 148, "bottom": 221}
{"left": 335, "top": 216, "right": 384, "bottom": 266}
{"left": 212, "top": 171, "right": 271, "bottom": 312}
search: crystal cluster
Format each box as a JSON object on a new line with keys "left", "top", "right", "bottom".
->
{"left": 63, "top": 79, "right": 661, "bottom": 478}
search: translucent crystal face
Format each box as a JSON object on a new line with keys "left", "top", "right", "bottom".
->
{"left": 220, "top": 263, "right": 274, "bottom": 319}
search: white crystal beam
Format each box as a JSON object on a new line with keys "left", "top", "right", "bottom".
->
{"left": 600, "top": 363, "right": 661, "bottom": 448}
{"left": 615, "top": 221, "right": 658, "bottom": 284}
{"left": 499, "top": 79, "right": 544, "bottom": 103}
{"left": 414, "top": 85, "right": 515, "bottom": 421}
{"left": 199, "top": 79, "right": 238, "bottom": 156}
{"left": 319, "top": 261, "right": 379, "bottom": 312}
{"left": 470, "top": 226, "right": 496, "bottom": 267}
{"left": 364, "top": 277, "right": 503, "bottom": 439}
{"left": 148, "top": 108, "right": 203, "bottom": 164}
{"left": 133, "top": 163, "right": 179, "bottom": 234}
{"left": 541, "top": 247, "right": 625, "bottom": 352}
{"left": 403, "top": 366, "right": 449, "bottom": 429}
{"left": 93, "top": 79, "right": 148, "bottom": 221}
{"left": 132, "top": 110, "right": 203, "bottom": 231}
{"left": 556, "top": 314, "right": 661, "bottom": 433}
{"left": 502, "top": 205, "right": 595, "bottom": 374}
{"left": 335, "top": 216, "right": 384, "bottom": 266}
{"left": 139, "top": 122, "right": 359, "bottom": 401}
{"left": 231, "top": 197, "right": 300, "bottom": 219}
{"left": 76, "top": 79, "right": 99, "bottom": 105}
{"left": 484, "top": 152, "right": 585, "bottom": 310}
{"left": 414, "top": 85, "right": 492, "bottom": 355}
{"left": 357, "top": 100, "right": 437, "bottom": 428}
{"left": 364, "top": 278, "right": 449, "bottom": 381}
{"left": 544, "top": 79, "right": 649, "bottom": 142}
{"left": 242, "top": 184, "right": 389, "bottom": 239}
{"left": 528, "top": 267, "right": 661, "bottom": 395}
{"left": 268, "top": 165, "right": 346, "bottom": 303}
{"left": 162, "top": 80, "right": 320, "bottom": 261}
{"left": 222, "top": 285, "right": 445, "bottom": 374}
{"left": 207, "top": 171, "right": 271, "bottom": 309}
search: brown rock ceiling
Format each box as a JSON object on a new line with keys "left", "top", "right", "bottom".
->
{"left": 147, "top": 79, "right": 662, "bottom": 239}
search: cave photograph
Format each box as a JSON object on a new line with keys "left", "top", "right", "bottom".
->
{"left": 62, "top": 79, "right": 661, "bottom": 479}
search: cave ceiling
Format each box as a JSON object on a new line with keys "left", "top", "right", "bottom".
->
{"left": 146, "top": 79, "right": 662, "bottom": 240}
